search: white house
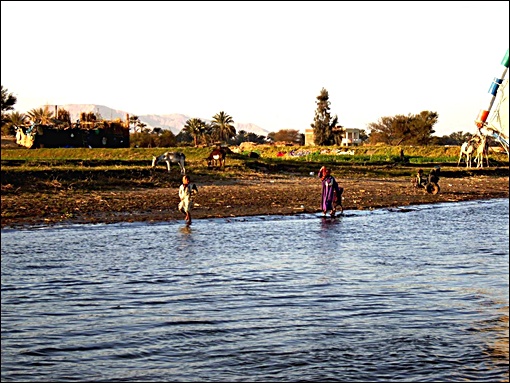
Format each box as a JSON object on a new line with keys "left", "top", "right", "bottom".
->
{"left": 341, "top": 128, "right": 362, "bottom": 146}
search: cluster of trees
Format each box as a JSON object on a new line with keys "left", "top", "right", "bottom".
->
{"left": 367, "top": 111, "right": 438, "bottom": 145}
{"left": 1, "top": 87, "right": 107, "bottom": 136}
{"left": 1, "top": 85, "right": 479, "bottom": 147}
{"left": 122, "top": 111, "right": 304, "bottom": 148}
{"left": 310, "top": 87, "right": 484, "bottom": 146}
{"left": 130, "top": 126, "right": 306, "bottom": 148}
{"left": 130, "top": 111, "right": 253, "bottom": 148}
{"left": 311, "top": 87, "right": 441, "bottom": 146}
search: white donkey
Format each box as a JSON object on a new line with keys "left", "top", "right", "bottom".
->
{"left": 152, "top": 151, "right": 186, "bottom": 174}
{"left": 457, "top": 140, "right": 476, "bottom": 168}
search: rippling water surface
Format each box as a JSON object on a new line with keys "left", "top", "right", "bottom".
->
{"left": 2, "top": 199, "right": 509, "bottom": 382}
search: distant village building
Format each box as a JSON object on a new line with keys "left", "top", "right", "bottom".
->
{"left": 304, "top": 128, "right": 361, "bottom": 146}
{"left": 342, "top": 128, "right": 362, "bottom": 146}
{"left": 14, "top": 106, "right": 130, "bottom": 149}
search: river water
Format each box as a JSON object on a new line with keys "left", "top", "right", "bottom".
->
{"left": 1, "top": 198, "right": 508, "bottom": 382}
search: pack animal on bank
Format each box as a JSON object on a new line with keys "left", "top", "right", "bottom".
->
{"left": 473, "top": 134, "right": 490, "bottom": 168}
{"left": 206, "top": 148, "right": 226, "bottom": 168}
{"left": 457, "top": 140, "right": 476, "bottom": 168}
{"left": 457, "top": 134, "right": 490, "bottom": 168}
{"left": 152, "top": 152, "right": 186, "bottom": 174}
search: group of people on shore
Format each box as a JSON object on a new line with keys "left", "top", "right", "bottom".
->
{"left": 177, "top": 165, "right": 344, "bottom": 225}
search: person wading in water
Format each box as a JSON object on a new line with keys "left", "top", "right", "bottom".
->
{"left": 178, "top": 175, "right": 198, "bottom": 224}
{"left": 318, "top": 166, "right": 344, "bottom": 217}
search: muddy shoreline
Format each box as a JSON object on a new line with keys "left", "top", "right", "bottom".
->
{"left": 2, "top": 172, "right": 508, "bottom": 229}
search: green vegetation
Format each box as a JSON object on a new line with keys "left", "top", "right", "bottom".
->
{"left": 2, "top": 144, "right": 508, "bottom": 170}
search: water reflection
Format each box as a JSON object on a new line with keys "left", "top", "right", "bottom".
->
{"left": 179, "top": 225, "right": 193, "bottom": 235}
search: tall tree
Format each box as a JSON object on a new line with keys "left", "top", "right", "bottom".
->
{"left": 367, "top": 111, "right": 438, "bottom": 145}
{"left": 1, "top": 86, "right": 17, "bottom": 129}
{"left": 211, "top": 111, "right": 236, "bottom": 143}
{"left": 409, "top": 110, "right": 437, "bottom": 145}
{"left": 183, "top": 118, "right": 207, "bottom": 146}
{"left": 311, "top": 88, "right": 339, "bottom": 146}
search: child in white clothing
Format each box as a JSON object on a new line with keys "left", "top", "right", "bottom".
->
{"left": 178, "top": 175, "right": 198, "bottom": 224}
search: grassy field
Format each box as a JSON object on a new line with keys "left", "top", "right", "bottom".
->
{"left": 1, "top": 144, "right": 508, "bottom": 170}
{"left": 1, "top": 143, "right": 509, "bottom": 193}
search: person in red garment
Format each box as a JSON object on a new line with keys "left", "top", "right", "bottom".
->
{"left": 318, "top": 166, "right": 343, "bottom": 217}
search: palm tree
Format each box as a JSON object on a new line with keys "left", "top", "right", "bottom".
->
{"left": 8, "top": 111, "right": 28, "bottom": 127}
{"left": 27, "top": 106, "right": 54, "bottom": 125}
{"left": 2, "top": 111, "right": 28, "bottom": 136}
{"left": 211, "top": 111, "right": 236, "bottom": 143}
{"left": 183, "top": 118, "right": 207, "bottom": 146}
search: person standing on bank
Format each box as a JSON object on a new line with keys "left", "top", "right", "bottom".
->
{"left": 178, "top": 175, "right": 198, "bottom": 224}
{"left": 318, "top": 166, "right": 344, "bottom": 217}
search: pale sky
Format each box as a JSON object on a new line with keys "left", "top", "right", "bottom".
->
{"left": 2, "top": 1, "right": 509, "bottom": 136}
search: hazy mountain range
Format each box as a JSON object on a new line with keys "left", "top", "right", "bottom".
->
{"left": 50, "top": 104, "right": 270, "bottom": 136}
